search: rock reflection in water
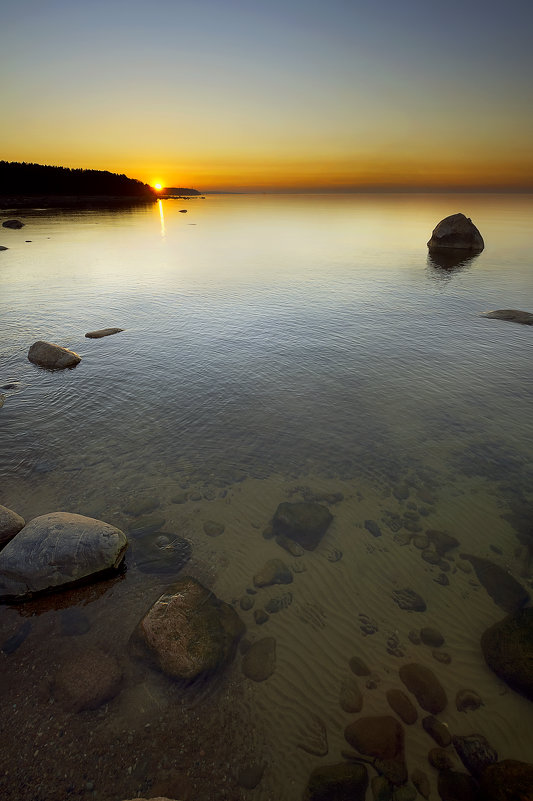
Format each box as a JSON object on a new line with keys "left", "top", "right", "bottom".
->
{"left": 426, "top": 248, "right": 480, "bottom": 275}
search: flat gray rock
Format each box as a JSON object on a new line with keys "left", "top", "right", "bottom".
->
{"left": 427, "top": 213, "right": 484, "bottom": 251}
{"left": 0, "top": 512, "right": 128, "bottom": 600}
{"left": 480, "top": 309, "right": 533, "bottom": 325}
{"left": 28, "top": 340, "right": 81, "bottom": 369}
{"left": 85, "top": 327, "right": 124, "bottom": 338}
{"left": 0, "top": 504, "right": 25, "bottom": 545}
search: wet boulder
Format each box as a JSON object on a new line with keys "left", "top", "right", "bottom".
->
{"left": 344, "top": 715, "right": 407, "bottom": 785}
{"left": 480, "top": 309, "right": 533, "bottom": 326}
{"left": 481, "top": 607, "right": 533, "bottom": 701}
{"left": 303, "top": 762, "right": 368, "bottom": 801}
{"left": 0, "top": 504, "right": 25, "bottom": 545}
{"left": 85, "top": 327, "right": 124, "bottom": 338}
{"left": 452, "top": 733, "right": 497, "bottom": 778}
{"left": 0, "top": 512, "right": 128, "bottom": 600}
{"left": 135, "top": 577, "right": 244, "bottom": 680}
{"left": 427, "top": 213, "right": 484, "bottom": 252}
{"left": 399, "top": 663, "right": 447, "bottom": 714}
{"left": 272, "top": 501, "right": 333, "bottom": 550}
{"left": 28, "top": 340, "right": 81, "bottom": 369}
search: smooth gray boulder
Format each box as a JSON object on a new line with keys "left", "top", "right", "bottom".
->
{"left": 28, "top": 340, "right": 81, "bottom": 369}
{"left": 480, "top": 309, "right": 533, "bottom": 326}
{"left": 427, "top": 213, "right": 484, "bottom": 251}
{"left": 0, "top": 504, "right": 25, "bottom": 545}
{"left": 0, "top": 512, "right": 128, "bottom": 600}
{"left": 85, "top": 327, "right": 124, "bottom": 338}
{"left": 2, "top": 219, "right": 24, "bottom": 229}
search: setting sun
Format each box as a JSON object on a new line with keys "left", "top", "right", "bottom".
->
{"left": 153, "top": 182, "right": 163, "bottom": 191}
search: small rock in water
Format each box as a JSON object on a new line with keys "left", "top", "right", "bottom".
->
{"left": 239, "top": 595, "right": 255, "bottom": 611}
{"left": 236, "top": 762, "right": 265, "bottom": 790}
{"left": 408, "top": 629, "right": 421, "bottom": 645}
{"left": 428, "top": 747, "right": 456, "bottom": 771}
{"left": 264, "top": 592, "right": 292, "bottom": 614}
{"left": 365, "top": 519, "right": 382, "bottom": 538}
{"left": 359, "top": 613, "right": 379, "bottom": 634}
{"left": 1, "top": 620, "right": 32, "bottom": 654}
{"left": 85, "top": 327, "right": 123, "bottom": 338}
{"left": 460, "top": 552, "right": 529, "bottom": 613}
{"left": 302, "top": 763, "right": 368, "bottom": 801}
{"left": 2, "top": 219, "right": 24, "bottom": 229}
{"left": 386, "top": 688, "right": 417, "bottom": 724}
{"left": 422, "top": 715, "right": 451, "bottom": 747}
{"left": 253, "top": 558, "right": 292, "bottom": 587}
{"left": 349, "top": 655, "right": 371, "bottom": 676}
{"left": 427, "top": 530, "right": 459, "bottom": 556}
{"left": 434, "top": 573, "right": 450, "bottom": 586}
{"left": 272, "top": 501, "right": 333, "bottom": 550}
{"left": 420, "top": 626, "right": 444, "bottom": 647}
{"left": 53, "top": 647, "right": 122, "bottom": 711}
{"left": 480, "top": 309, "right": 533, "bottom": 325}
{"left": 392, "top": 588, "right": 426, "bottom": 612}
{"left": 344, "top": 715, "right": 407, "bottom": 785}
{"left": 340, "top": 676, "right": 363, "bottom": 713}
{"left": 393, "top": 483, "right": 410, "bottom": 501}
{"left": 399, "top": 663, "right": 447, "bottom": 714}
{"left": 452, "top": 733, "right": 498, "bottom": 778}
{"left": 203, "top": 520, "right": 225, "bottom": 537}
{"left": 411, "top": 769, "right": 430, "bottom": 800}
{"left": 456, "top": 689, "right": 483, "bottom": 712}
{"left": 432, "top": 650, "right": 452, "bottom": 665}
{"left": 28, "top": 341, "right": 81, "bottom": 369}
{"left": 437, "top": 770, "right": 481, "bottom": 801}
{"left": 421, "top": 549, "right": 441, "bottom": 566}
{"left": 254, "top": 609, "right": 269, "bottom": 625}
{"left": 241, "top": 637, "right": 276, "bottom": 681}
{"left": 275, "top": 534, "right": 304, "bottom": 556}
{"left": 297, "top": 714, "right": 329, "bottom": 756}
{"left": 427, "top": 212, "right": 484, "bottom": 251}
{"left": 326, "top": 546, "right": 343, "bottom": 562}
{"left": 171, "top": 491, "right": 188, "bottom": 504}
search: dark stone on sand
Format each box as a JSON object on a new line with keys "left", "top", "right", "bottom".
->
{"left": 480, "top": 309, "right": 533, "bottom": 326}
{"left": 428, "top": 748, "right": 456, "bottom": 771}
{"left": 0, "top": 512, "right": 128, "bottom": 600}
{"left": 349, "top": 656, "right": 371, "bottom": 676}
{"left": 421, "top": 550, "right": 441, "bottom": 566}
{"left": 393, "top": 483, "right": 410, "bottom": 501}
{"left": 302, "top": 762, "right": 368, "bottom": 801}
{"left": 240, "top": 595, "right": 254, "bottom": 611}
{"left": 420, "top": 627, "right": 444, "bottom": 648}
{"left": 2, "top": 219, "right": 24, "bottom": 229}
{"left": 85, "top": 327, "right": 124, "bottom": 338}
{"left": 241, "top": 637, "right": 276, "bottom": 681}
{"left": 203, "top": 520, "right": 225, "bottom": 537}
{"left": 456, "top": 689, "right": 483, "bottom": 712}
{"left": 432, "top": 650, "right": 451, "bottom": 665}
{"left": 460, "top": 553, "right": 529, "bottom": 613}
{"left": 53, "top": 647, "right": 122, "bottom": 711}
{"left": 427, "top": 213, "right": 484, "bottom": 252}
{"left": 427, "top": 530, "right": 459, "bottom": 556}
{"left": 28, "top": 340, "right": 81, "bottom": 369}
{"left": 1, "top": 620, "right": 31, "bottom": 654}
{"left": 411, "top": 769, "right": 431, "bottom": 800}
{"left": 399, "top": 663, "right": 447, "bottom": 714}
{"left": 422, "top": 715, "right": 451, "bottom": 747}
{"left": 171, "top": 491, "right": 188, "bottom": 504}
{"left": 392, "top": 588, "right": 426, "bottom": 612}
{"left": 408, "top": 630, "right": 421, "bottom": 645}
{"left": 386, "top": 689, "right": 418, "bottom": 724}
{"left": 371, "top": 775, "right": 394, "bottom": 801}
{"left": 434, "top": 573, "right": 450, "bottom": 586}
{"left": 254, "top": 609, "right": 269, "bottom": 625}
{"left": 479, "top": 760, "right": 533, "bottom": 801}
{"left": 481, "top": 608, "right": 533, "bottom": 702}
{"left": 344, "top": 716, "right": 407, "bottom": 785}
{"left": 437, "top": 770, "right": 480, "bottom": 801}
{"left": 237, "top": 762, "right": 265, "bottom": 790}
{"left": 253, "top": 558, "right": 292, "bottom": 587}
{"left": 0, "top": 503, "right": 25, "bottom": 545}
{"left": 272, "top": 501, "right": 333, "bottom": 550}
{"left": 132, "top": 531, "right": 191, "bottom": 575}
{"left": 340, "top": 676, "right": 363, "bottom": 713}
{"left": 365, "top": 519, "right": 382, "bottom": 538}
{"left": 135, "top": 577, "right": 244, "bottom": 680}
{"left": 0, "top": 245, "right": 8, "bottom": 250}
{"left": 452, "top": 733, "right": 497, "bottom": 778}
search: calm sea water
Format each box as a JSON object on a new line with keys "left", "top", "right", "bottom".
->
{"left": 0, "top": 194, "right": 532, "bottom": 800}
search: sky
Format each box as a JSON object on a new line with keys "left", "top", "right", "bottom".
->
{"left": 2, "top": 0, "right": 533, "bottom": 192}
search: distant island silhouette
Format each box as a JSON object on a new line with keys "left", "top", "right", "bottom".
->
{"left": 0, "top": 162, "right": 199, "bottom": 207}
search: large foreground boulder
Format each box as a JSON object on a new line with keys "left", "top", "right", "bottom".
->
{"left": 0, "top": 504, "right": 25, "bottom": 545}
{"left": 135, "top": 577, "right": 244, "bottom": 680}
{"left": 481, "top": 608, "right": 533, "bottom": 702}
{"left": 0, "top": 512, "right": 128, "bottom": 600}
{"left": 28, "top": 340, "right": 81, "bottom": 369}
{"left": 480, "top": 309, "right": 533, "bottom": 326}
{"left": 272, "top": 502, "right": 333, "bottom": 550}
{"left": 427, "top": 213, "right": 484, "bottom": 252}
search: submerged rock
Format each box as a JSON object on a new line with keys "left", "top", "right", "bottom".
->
{"left": 0, "top": 504, "right": 25, "bottom": 545}
{"left": 28, "top": 340, "right": 81, "bottom": 369}
{"left": 272, "top": 501, "right": 332, "bottom": 550}
{"left": 427, "top": 213, "right": 484, "bottom": 251}
{"left": 479, "top": 759, "right": 533, "bottom": 801}
{"left": 456, "top": 688, "right": 483, "bottom": 712}
{"left": 452, "top": 733, "right": 497, "bottom": 777}
{"left": 241, "top": 637, "right": 276, "bottom": 682}
{"left": 344, "top": 715, "right": 407, "bottom": 785}
{"left": 253, "top": 558, "right": 292, "bottom": 588}
{"left": 135, "top": 577, "right": 244, "bottom": 680}
{"left": 481, "top": 607, "right": 533, "bottom": 702}
{"left": 437, "top": 770, "right": 480, "bottom": 801}
{"left": 386, "top": 689, "right": 417, "bottom": 724}
{"left": 461, "top": 553, "right": 529, "bottom": 613}
{"left": 85, "top": 327, "right": 124, "bottom": 338}
{"left": 2, "top": 219, "right": 24, "bottom": 229}
{"left": 53, "top": 647, "right": 122, "bottom": 711}
{"left": 392, "top": 588, "right": 426, "bottom": 612}
{"left": 303, "top": 762, "right": 368, "bottom": 801}
{"left": 131, "top": 531, "right": 191, "bottom": 575}
{"left": 399, "top": 663, "right": 447, "bottom": 714}
{"left": 480, "top": 309, "right": 533, "bottom": 326}
{"left": 422, "top": 715, "right": 451, "bottom": 747}
{"left": 0, "top": 512, "right": 128, "bottom": 600}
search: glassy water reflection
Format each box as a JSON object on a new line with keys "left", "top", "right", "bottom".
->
{"left": 0, "top": 194, "right": 532, "bottom": 800}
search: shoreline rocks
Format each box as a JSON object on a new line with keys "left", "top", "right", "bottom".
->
{"left": 427, "top": 213, "right": 484, "bottom": 252}
{"left": 0, "top": 504, "right": 25, "bottom": 545}
{"left": 28, "top": 340, "right": 81, "bottom": 369}
{"left": 0, "top": 512, "right": 128, "bottom": 600}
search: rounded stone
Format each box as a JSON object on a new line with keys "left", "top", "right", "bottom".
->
{"left": 203, "top": 520, "right": 225, "bottom": 537}
{"left": 386, "top": 688, "right": 418, "bottom": 724}
{"left": 253, "top": 558, "right": 292, "bottom": 587}
{"left": 85, "top": 327, "right": 123, "bottom": 338}
{"left": 479, "top": 760, "right": 533, "bottom": 801}
{"left": 272, "top": 501, "right": 333, "bottom": 551}
{"left": 2, "top": 219, "right": 25, "bottom": 229}
{"left": 427, "top": 213, "right": 484, "bottom": 251}
{"left": 28, "top": 341, "right": 81, "bottom": 369}
{"left": 53, "top": 647, "right": 122, "bottom": 712}
{"left": 241, "top": 637, "right": 276, "bottom": 682}
{"left": 0, "top": 504, "right": 25, "bottom": 545}
{"left": 422, "top": 715, "right": 451, "bottom": 747}
{"left": 303, "top": 762, "right": 368, "bottom": 801}
{"left": 456, "top": 689, "right": 483, "bottom": 712}
{"left": 420, "top": 627, "right": 444, "bottom": 647}
{"left": 399, "top": 663, "right": 447, "bottom": 714}
{"left": 0, "top": 512, "right": 128, "bottom": 600}
{"left": 340, "top": 676, "right": 363, "bottom": 713}
{"left": 344, "top": 716, "right": 407, "bottom": 785}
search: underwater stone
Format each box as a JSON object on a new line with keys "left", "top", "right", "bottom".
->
{"left": 452, "top": 733, "right": 497, "bottom": 778}
{"left": 272, "top": 501, "right": 332, "bottom": 550}
{"left": 241, "top": 637, "right": 276, "bottom": 682}
{"left": 481, "top": 608, "right": 533, "bottom": 702}
{"left": 461, "top": 553, "right": 529, "bottom": 613}
{"left": 399, "top": 663, "right": 447, "bottom": 714}
{"left": 253, "top": 558, "right": 292, "bottom": 587}
{"left": 344, "top": 716, "right": 407, "bottom": 786}
{"left": 386, "top": 689, "right": 418, "bottom": 725}
{"left": 85, "top": 327, "right": 124, "bottom": 338}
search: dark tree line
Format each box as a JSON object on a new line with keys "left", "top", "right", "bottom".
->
{"left": 0, "top": 161, "right": 156, "bottom": 197}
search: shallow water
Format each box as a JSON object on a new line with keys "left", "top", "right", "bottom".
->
{"left": 0, "top": 194, "right": 532, "bottom": 800}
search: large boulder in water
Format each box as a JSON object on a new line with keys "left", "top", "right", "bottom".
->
{"left": 481, "top": 608, "right": 533, "bottom": 702}
{"left": 427, "top": 213, "right": 484, "bottom": 252}
{"left": 0, "top": 504, "right": 25, "bottom": 545}
{"left": 0, "top": 512, "right": 128, "bottom": 600}
{"left": 272, "top": 501, "right": 333, "bottom": 550}
{"left": 135, "top": 577, "right": 244, "bottom": 680}
{"left": 28, "top": 340, "right": 81, "bottom": 369}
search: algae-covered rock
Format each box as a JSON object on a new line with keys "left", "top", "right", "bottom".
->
{"left": 135, "top": 577, "right": 244, "bottom": 680}
{"left": 272, "top": 501, "right": 332, "bottom": 550}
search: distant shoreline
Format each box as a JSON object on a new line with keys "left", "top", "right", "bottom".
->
{"left": 0, "top": 194, "right": 158, "bottom": 210}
